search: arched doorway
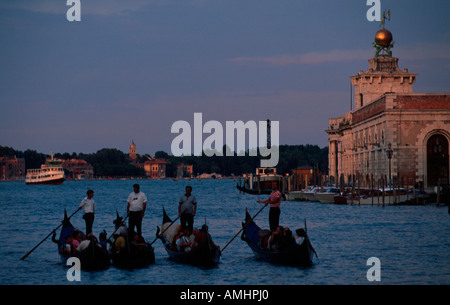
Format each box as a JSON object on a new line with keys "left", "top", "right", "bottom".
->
{"left": 427, "top": 134, "right": 449, "bottom": 186}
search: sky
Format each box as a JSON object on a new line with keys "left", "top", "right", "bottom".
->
{"left": 1, "top": 0, "right": 449, "bottom": 156}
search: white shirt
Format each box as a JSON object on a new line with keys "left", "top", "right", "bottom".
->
{"left": 77, "top": 240, "right": 90, "bottom": 252}
{"left": 296, "top": 237, "right": 305, "bottom": 246}
{"left": 127, "top": 191, "right": 147, "bottom": 212}
{"left": 79, "top": 197, "right": 96, "bottom": 213}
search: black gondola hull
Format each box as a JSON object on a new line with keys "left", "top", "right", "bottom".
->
{"left": 242, "top": 210, "right": 315, "bottom": 267}
{"left": 58, "top": 215, "right": 110, "bottom": 271}
{"left": 246, "top": 239, "right": 314, "bottom": 267}
{"left": 111, "top": 245, "right": 155, "bottom": 269}
{"left": 160, "top": 207, "right": 220, "bottom": 268}
{"left": 163, "top": 243, "right": 220, "bottom": 268}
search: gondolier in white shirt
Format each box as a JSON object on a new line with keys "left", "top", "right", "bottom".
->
{"left": 178, "top": 186, "right": 197, "bottom": 235}
{"left": 127, "top": 184, "right": 147, "bottom": 237}
{"left": 78, "top": 189, "right": 96, "bottom": 235}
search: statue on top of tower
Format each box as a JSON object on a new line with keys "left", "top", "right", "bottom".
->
{"left": 373, "top": 9, "right": 394, "bottom": 57}
{"left": 380, "top": 9, "right": 391, "bottom": 29}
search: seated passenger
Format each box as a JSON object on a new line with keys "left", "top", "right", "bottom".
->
{"left": 71, "top": 230, "right": 83, "bottom": 253}
{"left": 258, "top": 229, "right": 271, "bottom": 249}
{"left": 113, "top": 232, "right": 127, "bottom": 251}
{"left": 176, "top": 228, "right": 194, "bottom": 252}
{"left": 267, "top": 226, "right": 283, "bottom": 252}
{"left": 280, "top": 227, "right": 296, "bottom": 250}
{"left": 77, "top": 233, "right": 95, "bottom": 252}
{"left": 61, "top": 236, "right": 73, "bottom": 255}
{"left": 98, "top": 230, "right": 109, "bottom": 253}
{"left": 295, "top": 228, "right": 306, "bottom": 246}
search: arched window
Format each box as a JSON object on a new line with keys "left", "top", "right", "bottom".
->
{"left": 427, "top": 134, "right": 449, "bottom": 186}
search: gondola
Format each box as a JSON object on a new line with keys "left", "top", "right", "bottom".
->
{"left": 159, "top": 208, "right": 220, "bottom": 268}
{"left": 241, "top": 209, "right": 317, "bottom": 267}
{"left": 56, "top": 210, "right": 110, "bottom": 271}
{"left": 110, "top": 213, "right": 155, "bottom": 269}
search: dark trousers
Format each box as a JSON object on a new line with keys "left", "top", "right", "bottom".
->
{"left": 83, "top": 213, "right": 95, "bottom": 235}
{"left": 128, "top": 211, "right": 143, "bottom": 237}
{"left": 180, "top": 213, "right": 194, "bottom": 235}
{"left": 269, "top": 207, "right": 280, "bottom": 231}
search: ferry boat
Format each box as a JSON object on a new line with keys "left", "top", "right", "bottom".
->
{"left": 236, "top": 167, "right": 283, "bottom": 195}
{"left": 25, "top": 154, "right": 65, "bottom": 185}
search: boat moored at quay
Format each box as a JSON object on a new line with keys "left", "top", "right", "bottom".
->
{"left": 236, "top": 168, "right": 285, "bottom": 195}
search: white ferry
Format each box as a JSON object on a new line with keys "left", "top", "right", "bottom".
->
{"left": 25, "top": 154, "right": 65, "bottom": 185}
{"left": 237, "top": 167, "right": 283, "bottom": 195}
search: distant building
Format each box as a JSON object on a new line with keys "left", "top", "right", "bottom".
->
{"left": 326, "top": 27, "right": 450, "bottom": 188}
{"left": 177, "top": 163, "right": 194, "bottom": 178}
{"left": 143, "top": 157, "right": 169, "bottom": 179}
{"left": 62, "top": 159, "right": 94, "bottom": 180}
{"left": 127, "top": 140, "right": 169, "bottom": 178}
{"left": 292, "top": 166, "right": 320, "bottom": 188}
{"left": 129, "top": 140, "right": 137, "bottom": 163}
{"left": 0, "top": 155, "right": 25, "bottom": 181}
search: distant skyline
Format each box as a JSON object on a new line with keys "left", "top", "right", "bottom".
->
{"left": 1, "top": 0, "right": 449, "bottom": 156}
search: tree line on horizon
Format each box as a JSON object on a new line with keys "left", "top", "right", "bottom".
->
{"left": 0, "top": 145, "right": 328, "bottom": 178}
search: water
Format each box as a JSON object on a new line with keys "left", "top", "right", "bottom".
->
{"left": 0, "top": 179, "right": 449, "bottom": 285}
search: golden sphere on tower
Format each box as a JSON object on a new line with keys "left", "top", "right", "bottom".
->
{"left": 375, "top": 29, "right": 393, "bottom": 47}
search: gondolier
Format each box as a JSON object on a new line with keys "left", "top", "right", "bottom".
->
{"left": 257, "top": 181, "right": 282, "bottom": 231}
{"left": 178, "top": 186, "right": 197, "bottom": 235}
{"left": 127, "top": 184, "right": 147, "bottom": 237}
{"left": 78, "top": 189, "right": 96, "bottom": 235}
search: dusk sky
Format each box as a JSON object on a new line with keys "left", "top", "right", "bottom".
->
{"left": 1, "top": 0, "right": 449, "bottom": 156}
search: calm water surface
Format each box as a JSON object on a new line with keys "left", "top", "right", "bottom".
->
{"left": 0, "top": 179, "right": 448, "bottom": 285}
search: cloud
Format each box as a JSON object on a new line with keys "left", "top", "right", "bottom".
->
{"left": 230, "top": 43, "right": 450, "bottom": 66}
{"left": 395, "top": 43, "right": 450, "bottom": 61}
{"left": 230, "top": 49, "right": 370, "bottom": 66}
{"left": 0, "top": 0, "right": 163, "bottom": 16}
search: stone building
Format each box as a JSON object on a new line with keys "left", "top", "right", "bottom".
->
{"left": 62, "top": 159, "right": 94, "bottom": 180}
{"left": 0, "top": 155, "right": 25, "bottom": 181}
{"left": 176, "top": 163, "right": 194, "bottom": 178}
{"left": 326, "top": 28, "right": 450, "bottom": 189}
{"left": 143, "top": 157, "right": 169, "bottom": 179}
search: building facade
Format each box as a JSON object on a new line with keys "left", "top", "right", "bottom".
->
{"left": 143, "top": 158, "right": 168, "bottom": 179}
{"left": 62, "top": 159, "right": 94, "bottom": 180}
{"left": 0, "top": 156, "right": 25, "bottom": 181}
{"left": 326, "top": 32, "right": 450, "bottom": 189}
{"left": 177, "top": 163, "right": 194, "bottom": 178}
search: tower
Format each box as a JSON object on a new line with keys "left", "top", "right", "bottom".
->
{"left": 351, "top": 56, "right": 417, "bottom": 111}
{"left": 351, "top": 10, "right": 417, "bottom": 111}
{"left": 129, "top": 140, "right": 137, "bottom": 162}
{"left": 327, "top": 11, "right": 450, "bottom": 189}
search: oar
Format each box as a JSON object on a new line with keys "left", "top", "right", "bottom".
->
{"left": 20, "top": 208, "right": 81, "bottom": 260}
{"left": 148, "top": 215, "right": 180, "bottom": 246}
{"left": 220, "top": 204, "right": 268, "bottom": 254}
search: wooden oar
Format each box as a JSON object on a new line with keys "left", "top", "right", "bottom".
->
{"left": 148, "top": 215, "right": 180, "bottom": 246}
{"left": 220, "top": 204, "right": 268, "bottom": 254}
{"left": 20, "top": 208, "right": 81, "bottom": 260}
